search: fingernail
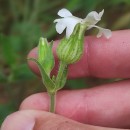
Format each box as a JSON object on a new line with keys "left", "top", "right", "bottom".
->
{"left": 24, "top": 121, "right": 35, "bottom": 130}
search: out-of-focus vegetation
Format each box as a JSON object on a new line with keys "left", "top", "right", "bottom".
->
{"left": 0, "top": 0, "right": 130, "bottom": 125}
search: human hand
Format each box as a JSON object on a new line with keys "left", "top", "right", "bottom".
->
{"left": 1, "top": 30, "right": 130, "bottom": 130}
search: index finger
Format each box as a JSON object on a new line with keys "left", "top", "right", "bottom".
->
{"left": 28, "top": 30, "right": 130, "bottom": 79}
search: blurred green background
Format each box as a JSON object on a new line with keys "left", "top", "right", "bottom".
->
{"left": 0, "top": 0, "right": 130, "bottom": 125}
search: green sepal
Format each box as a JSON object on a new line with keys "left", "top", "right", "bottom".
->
{"left": 38, "top": 38, "right": 54, "bottom": 76}
{"left": 56, "top": 24, "right": 84, "bottom": 64}
{"left": 27, "top": 58, "right": 55, "bottom": 92}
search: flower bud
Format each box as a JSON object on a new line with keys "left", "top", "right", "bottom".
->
{"left": 56, "top": 24, "right": 84, "bottom": 64}
{"left": 38, "top": 37, "right": 54, "bottom": 75}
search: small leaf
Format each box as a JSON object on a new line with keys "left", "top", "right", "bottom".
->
{"left": 27, "top": 58, "right": 55, "bottom": 92}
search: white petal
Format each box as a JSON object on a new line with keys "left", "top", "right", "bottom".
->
{"left": 84, "top": 10, "right": 104, "bottom": 25}
{"left": 86, "top": 25, "right": 94, "bottom": 30}
{"left": 66, "top": 23, "right": 76, "bottom": 38}
{"left": 94, "top": 26, "right": 112, "bottom": 39}
{"left": 55, "top": 20, "right": 66, "bottom": 34}
{"left": 54, "top": 16, "right": 82, "bottom": 38}
{"left": 65, "top": 17, "right": 82, "bottom": 38}
{"left": 102, "top": 29, "right": 112, "bottom": 39}
{"left": 96, "top": 29, "right": 102, "bottom": 38}
{"left": 99, "top": 9, "right": 104, "bottom": 18}
{"left": 58, "top": 8, "right": 72, "bottom": 17}
{"left": 54, "top": 18, "right": 61, "bottom": 23}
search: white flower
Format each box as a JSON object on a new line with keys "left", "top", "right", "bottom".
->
{"left": 54, "top": 8, "right": 112, "bottom": 39}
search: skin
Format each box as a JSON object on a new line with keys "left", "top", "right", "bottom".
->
{"left": 1, "top": 30, "right": 130, "bottom": 130}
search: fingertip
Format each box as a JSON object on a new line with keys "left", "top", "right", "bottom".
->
{"left": 27, "top": 30, "right": 130, "bottom": 79}
{"left": 27, "top": 47, "right": 37, "bottom": 59}
{"left": 1, "top": 111, "right": 35, "bottom": 130}
{"left": 20, "top": 90, "right": 89, "bottom": 123}
{"left": 27, "top": 47, "right": 40, "bottom": 76}
{"left": 19, "top": 81, "right": 130, "bottom": 128}
{"left": 20, "top": 92, "right": 49, "bottom": 111}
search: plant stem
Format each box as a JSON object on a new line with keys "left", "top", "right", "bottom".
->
{"left": 49, "top": 61, "right": 67, "bottom": 113}
{"left": 55, "top": 61, "right": 67, "bottom": 88}
{"left": 49, "top": 92, "right": 56, "bottom": 113}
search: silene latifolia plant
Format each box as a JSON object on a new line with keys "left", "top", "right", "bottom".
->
{"left": 28, "top": 8, "right": 112, "bottom": 113}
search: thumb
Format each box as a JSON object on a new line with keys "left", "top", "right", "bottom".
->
{"left": 1, "top": 110, "right": 121, "bottom": 130}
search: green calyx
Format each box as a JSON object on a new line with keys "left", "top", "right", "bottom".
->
{"left": 28, "top": 37, "right": 68, "bottom": 93}
{"left": 56, "top": 24, "right": 85, "bottom": 64}
{"left": 38, "top": 37, "right": 54, "bottom": 76}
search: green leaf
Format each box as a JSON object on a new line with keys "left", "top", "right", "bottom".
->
{"left": 27, "top": 58, "right": 55, "bottom": 92}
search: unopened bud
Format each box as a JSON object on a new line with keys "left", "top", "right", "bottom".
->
{"left": 38, "top": 37, "right": 54, "bottom": 75}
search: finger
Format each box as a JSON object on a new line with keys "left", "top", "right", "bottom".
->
{"left": 28, "top": 30, "right": 130, "bottom": 79}
{"left": 1, "top": 110, "right": 119, "bottom": 130}
{"left": 20, "top": 79, "right": 130, "bottom": 129}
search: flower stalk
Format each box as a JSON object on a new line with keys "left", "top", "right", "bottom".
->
{"left": 49, "top": 61, "right": 67, "bottom": 113}
{"left": 49, "top": 92, "right": 56, "bottom": 113}
{"left": 55, "top": 61, "right": 67, "bottom": 89}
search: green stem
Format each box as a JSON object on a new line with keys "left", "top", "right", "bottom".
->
{"left": 49, "top": 61, "right": 67, "bottom": 113}
{"left": 49, "top": 92, "right": 56, "bottom": 113}
{"left": 49, "top": 62, "right": 67, "bottom": 113}
{"left": 55, "top": 61, "right": 67, "bottom": 88}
